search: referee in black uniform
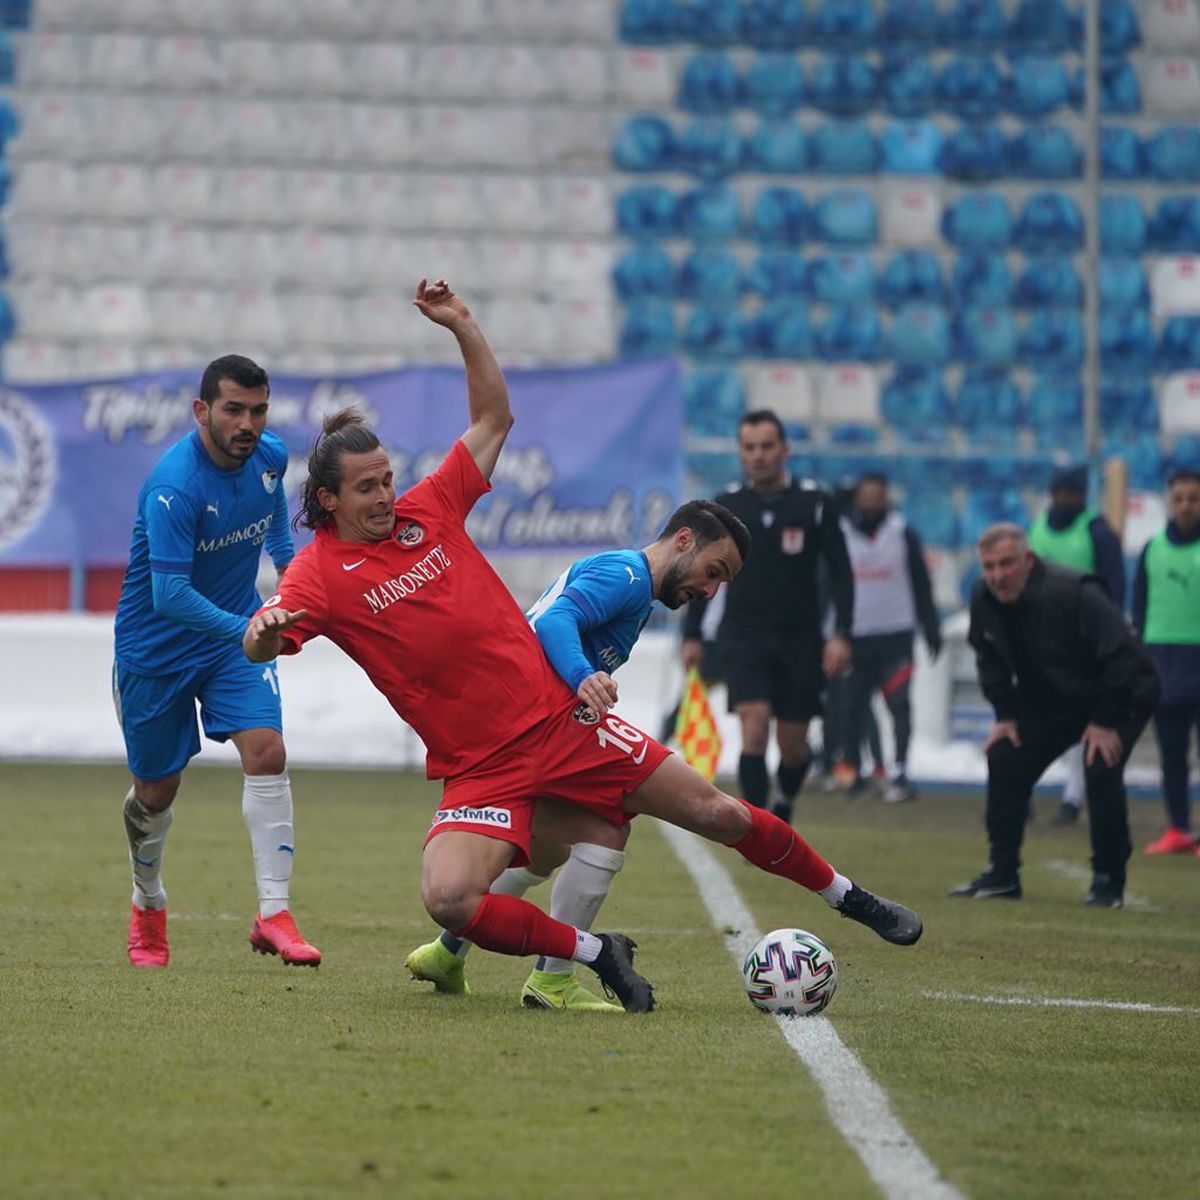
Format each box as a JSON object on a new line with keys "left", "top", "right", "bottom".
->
{"left": 683, "top": 409, "right": 854, "bottom": 822}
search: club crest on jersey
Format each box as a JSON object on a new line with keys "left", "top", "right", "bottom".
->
{"left": 261, "top": 469, "right": 278, "bottom": 494}
{"left": 572, "top": 703, "right": 600, "bottom": 726}
{"left": 781, "top": 527, "right": 805, "bottom": 555}
{"left": 395, "top": 521, "right": 425, "bottom": 547}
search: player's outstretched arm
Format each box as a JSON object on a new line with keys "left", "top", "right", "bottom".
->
{"left": 412, "top": 278, "right": 512, "bottom": 481}
{"left": 244, "top": 607, "right": 308, "bottom": 663}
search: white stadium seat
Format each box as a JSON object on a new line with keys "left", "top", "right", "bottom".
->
{"left": 1142, "top": 57, "right": 1200, "bottom": 114}
{"left": 415, "top": 44, "right": 483, "bottom": 101}
{"left": 11, "top": 161, "right": 83, "bottom": 217}
{"left": 1143, "top": 0, "right": 1200, "bottom": 49}
{"left": 32, "top": 0, "right": 94, "bottom": 30}
{"left": 19, "top": 32, "right": 83, "bottom": 86}
{"left": 489, "top": 0, "right": 552, "bottom": 38}
{"left": 372, "top": 0, "right": 424, "bottom": 38}
{"left": 546, "top": 177, "right": 612, "bottom": 236}
{"left": 612, "top": 49, "right": 677, "bottom": 106}
{"left": 426, "top": 175, "right": 480, "bottom": 232}
{"left": 1160, "top": 372, "right": 1200, "bottom": 433}
{"left": 492, "top": 45, "right": 555, "bottom": 103}
{"left": 549, "top": 0, "right": 614, "bottom": 41}
{"left": 346, "top": 291, "right": 410, "bottom": 350}
{"left": 233, "top": 0, "right": 298, "bottom": 35}
{"left": 283, "top": 290, "right": 351, "bottom": 347}
{"left": 746, "top": 363, "right": 816, "bottom": 425}
{"left": 3, "top": 219, "right": 76, "bottom": 275}
{"left": 354, "top": 43, "right": 418, "bottom": 101}
{"left": 83, "top": 284, "right": 151, "bottom": 340}
{"left": 422, "top": 236, "right": 481, "bottom": 292}
{"left": 282, "top": 41, "right": 350, "bottom": 98}
{"left": 218, "top": 167, "right": 284, "bottom": 224}
{"left": 2, "top": 338, "right": 77, "bottom": 382}
{"left": 90, "top": 95, "right": 162, "bottom": 157}
{"left": 881, "top": 183, "right": 943, "bottom": 247}
{"left": 227, "top": 101, "right": 288, "bottom": 161}
{"left": 346, "top": 171, "right": 411, "bottom": 227}
{"left": 478, "top": 237, "right": 545, "bottom": 292}
{"left": 12, "top": 93, "right": 89, "bottom": 157}
{"left": 424, "top": 0, "right": 490, "bottom": 38}
{"left": 152, "top": 164, "right": 217, "bottom": 220}
{"left": 274, "top": 349, "right": 342, "bottom": 375}
{"left": 556, "top": 299, "right": 617, "bottom": 362}
{"left": 552, "top": 46, "right": 611, "bottom": 103}
{"left": 817, "top": 364, "right": 881, "bottom": 425}
{"left": 141, "top": 342, "right": 209, "bottom": 371}
{"left": 81, "top": 163, "right": 153, "bottom": 220}
{"left": 288, "top": 168, "right": 350, "bottom": 226}
{"left": 149, "top": 35, "right": 224, "bottom": 90}
{"left": 145, "top": 223, "right": 219, "bottom": 284}
{"left": 13, "top": 280, "right": 86, "bottom": 339}
{"left": 1152, "top": 256, "right": 1200, "bottom": 317}
{"left": 545, "top": 239, "right": 615, "bottom": 298}
{"left": 78, "top": 342, "right": 141, "bottom": 378}
{"left": 157, "top": 98, "right": 230, "bottom": 158}
{"left": 289, "top": 101, "right": 353, "bottom": 165}
{"left": 349, "top": 232, "right": 422, "bottom": 287}
{"left": 480, "top": 295, "right": 556, "bottom": 359}
{"left": 479, "top": 176, "right": 546, "bottom": 233}
{"left": 84, "top": 34, "right": 151, "bottom": 88}
{"left": 150, "top": 286, "right": 226, "bottom": 342}
{"left": 539, "top": 109, "right": 609, "bottom": 168}
{"left": 279, "top": 229, "right": 354, "bottom": 288}
{"left": 293, "top": 0, "right": 375, "bottom": 38}
{"left": 347, "top": 104, "right": 416, "bottom": 166}
{"left": 74, "top": 222, "right": 148, "bottom": 280}
{"left": 223, "top": 39, "right": 288, "bottom": 95}
{"left": 228, "top": 288, "right": 290, "bottom": 347}
{"left": 214, "top": 228, "right": 287, "bottom": 282}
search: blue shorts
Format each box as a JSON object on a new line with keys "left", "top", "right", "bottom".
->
{"left": 113, "top": 647, "right": 283, "bottom": 782}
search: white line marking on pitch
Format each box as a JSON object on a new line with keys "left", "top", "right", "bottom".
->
{"left": 657, "top": 820, "right": 964, "bottom": 1200}
{"left": 923, "top": 990, "right": 1200, "bottom": 1016}
{"left": 1042, "top": 859, "right": 1160, "bottom": 912}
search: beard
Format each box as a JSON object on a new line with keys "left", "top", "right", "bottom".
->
{"left": 210, "top": 422, "right": 258, "bottom": 461}
{"left": 658, "top": 557, "right": 695, "bottom": 610}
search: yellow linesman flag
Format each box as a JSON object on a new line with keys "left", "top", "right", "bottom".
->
{"left": 675, "top": 667, "right": 722, "bottom": 782}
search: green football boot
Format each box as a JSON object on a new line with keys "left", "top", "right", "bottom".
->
{"left": 405, "top": 938, "right": 470, "bottom": 995}
{"left": 520, "top": 968, "right": 622, "bottom": 1012}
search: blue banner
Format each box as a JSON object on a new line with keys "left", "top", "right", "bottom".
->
{"left": 0, "top": 359, "right": 684, "bottom": 567}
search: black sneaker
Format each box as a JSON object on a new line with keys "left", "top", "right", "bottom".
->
{"left": 836, "top": 884, "right": 923, "bottom": 945}
{"left": 882, "top": 774, "right": 917, "bottom": 804}
{"left": 948, "top": 868, "right": 1022, "bottom": 899}
{"left": 585, "top": 933, "right": 655, "bottom": 1013}
{"left": 1084, "top": 873, "right": 1124, "bottom": 909}
{"left": 1051, "top": 802, "right": 1081, "bottom": 826}
{"left": 771, "top": 800, "right": 794, "bottom": 824}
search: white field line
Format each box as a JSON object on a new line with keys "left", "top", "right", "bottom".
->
{"left": 923, "top": 990, "right": 1200, "bottom": 1017}
{"left": 656, "top": 820, "right": 964, "bottom": 1200}
{"left": 1042, "top": 858, "right": 1160, "bottom": 912}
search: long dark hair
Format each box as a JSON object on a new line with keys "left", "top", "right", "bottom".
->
{"left": 295, "top": 407, "right": 381, "bottom": 531}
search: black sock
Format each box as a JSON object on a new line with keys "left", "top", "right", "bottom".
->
{"left": 777, "top": 758, "right": 812, "bottom": 801}
{"left": 739, "top": 754, "right": 770, "bottom": 808}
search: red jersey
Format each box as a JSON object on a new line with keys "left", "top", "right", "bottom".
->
{"left": 262, "top": 440, "right": 568, "bottom": 779}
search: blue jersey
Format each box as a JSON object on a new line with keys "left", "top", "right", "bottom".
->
{"left": 526, "top": 549, "right": 655, "bottom": 692}
{"left": 114, "top": 429, "right": 293, "bottom": 676}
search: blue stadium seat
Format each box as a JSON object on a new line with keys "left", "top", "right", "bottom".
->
{"left": 879, "top": 52, "right": 935, "bottom": 116}
{"left": 829, "top": 423, "right": 880, "bottom": 445}
{"left": 741, "top": 0, "right": 808, "bottom": 50}
{"left": 1008, "top": 0, "right": 1081, "bottom": 51}
{"left": 955, "top": 305, "right": 1018, "bottom": 367}
{"left": 809, "top": 0, "right": 878, "bottom": 47}
{"left": 677, "top": 117, "right": 743, "bottom": 180}
{"left": 938, "top": 123, "right": 1009, "bottom": 181}
{"left": 810, "top": 188, "right": 878, "bottom": 245}
{"left": 1145, "top": 126, "right": 1200, "bottom": 182}
{"left": 1008, "top": 53, "right": 1075, "bottom": 117}
{"left": 953, "top": 253, "right": 1013, "bottom": 306}
{"left": 1100, "top": 194, "right": 1148, "bottom": 253}
{"left": 613, "top": 115, "right": 677, "bottom": 172}
{"left": 613, "top": 244, "right": 676, "bottom": 300}
{"left": 809, "top": 119, "right": 879, "bottom": 174}
{"left": 970, "top": 452, "right": 1030, "bottom": 490}
{"left": 880, "top": 118, "right": 944, "bottom": 174}
{"left": 685, "top": 367, "right": 746, "bottom": 436}
{"left": 808, "top": 251, "right": 875, "bottom": 305}
{"left": 1098, "top": 256, "right": 1149, "bottom": 311}
{"left": 956, "top": 367, "right": 1023, "bottom": 442}
{"left": 1099, "top": 374, "right": 1157, "bottom": 434}
{"left": 905, "top": 494, "right": 960, "bottom": 549}
{"left": 680, "top": 184, "right": 741, "bottom": 241}
{"left": 961, "top": 488, "right": 1029, "bottom": 546}
{"left": 1020, "top": 310, "right": 1085, "bottom": 370}
{"left": 746, "top": 186, "right": 808, "bottom": 245}
{"left": 617, "top": 185, "right": 680, "bottom": 238}
{"left": 1101, "top": 0, "right": 1141, "bottom": 54}
{"left": 882, "top": 368, "right": 952, "bottom": 439}
{"left": 1100, "top": 308, "right": 1156, "bottom": 369}
{"left": 744, "top": 249, "right": 809, "bottom": 297}
{"left": 1106, "top": 431, "right": 1162, "bottom": 490}
{"left": 683, "top": 305, "right": 747, "bottom": 361}
{"left": 940, "top": 0, "right": 1008, "bottom": 50}
{"left": 677, "top": 246, "right": 742, "bottom": 301}
{"left": 744, "top": 118, "right": 807, "bottom": 173}
{"left": 1100, "top": 57, "right": 1141, "bottom": 114}
{"left": 1164, "top": 435, "right": 1200, "bottom": 482}
{"left": 620, "top": 0, "right": 682, "bottom": 44}
{"left": 678, "top": 0, "right": 744, "bottom": 44}
{"left": 1150, "top": 196, "right": 1200, "bottom": 252}
{"left": 889, "top": 305, "right": 953, "bottom": 368}
{"left": 942, "top": 192, "right": 1014, "bottom": 250}
{"left": 880, "top": 0, "right": 940, "bottom": 46}
{"left": 1015, "top": 257, "right": 1083, "bottom": 308}
{"left": 619, "top": 300, "right": 678, "bottom": 358}
{"left": 746, "top": 300, "right": 813, "bottom": 358}
{"left": 809, "top": 53, "right": 878, "bottom": 115}
{"left": 1014, "top": 192, "right": 1084, "bottom": 253}
{"left": 678, "top": 51, "right": 742, "bottom": 114}
{"left": 1026, "top": 372, "right": 1082, "bottom": 444}
{"left": 878, "top": 250, "right": 946, "bottom": 307}
{"left": 743, "top": 53, "right": 806, "bottom": 116}
{"left": 816, "top": 304, "right": 885, "bottom": 361}
{"left": 689, "top": 451, "right": 742, "bottom": 495}
{"left": 1099, "top": 125, "right": 1144, "bottom": 179}
{"left": 1158, "top": 315, "right": 1200, "bottom": 370}
{"left": 1009, "top": 124, "right": 1083, "bottom": 179}
{"left": 936, "top": 54, "right": 1005, "bottom": 119}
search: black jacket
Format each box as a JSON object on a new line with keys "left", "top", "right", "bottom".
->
{"left": 968, "top": 560, "right": 1160, "bottom": 749}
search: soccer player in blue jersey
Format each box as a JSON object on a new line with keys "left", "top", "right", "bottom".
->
{"left": 113, "top": 355, "right": 319, "bottom": 969}
{"left": 405, "top": 499, "right": 752, "bottom": 1009}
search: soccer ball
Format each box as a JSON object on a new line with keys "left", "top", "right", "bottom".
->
{"left": 742, "top": 928, "right": 838, "bottom": 1016}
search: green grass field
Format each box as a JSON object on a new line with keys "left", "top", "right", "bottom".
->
{"left": 1, "top": 761, "right": 1198, "bottom": 1200}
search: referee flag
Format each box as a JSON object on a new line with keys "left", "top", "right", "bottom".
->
{"left": 675, "top": 668, "right": 722, "bottom": 782}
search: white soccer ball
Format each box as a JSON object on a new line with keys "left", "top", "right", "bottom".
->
{"left": 742, "top": 928, "right": 838, "bottom": 1016}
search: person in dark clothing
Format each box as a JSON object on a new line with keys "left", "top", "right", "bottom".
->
{"left": 950, "top": 524, "right": 1160, "bottom": 908}
{"left": 1132, "top": 468, "right": 1200, "bottom": 856}
{"left": 682, "top": 410, "right": 854, "bottom": 823}
{"left": 841, "top": 472, "right": 943, "bottom": 803}
{"left": 1028, "top": 463, "right": 1128, "bottom": 825}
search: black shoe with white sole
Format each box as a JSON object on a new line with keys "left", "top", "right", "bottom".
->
{"left": 836, "top": 884, "right": 923, "bottom": 945}
{"left": 948, "top": 868, "right": 1022, "bottom": 899}
{"left": 585, "top": 933, "right": 655, "bottom": 1013}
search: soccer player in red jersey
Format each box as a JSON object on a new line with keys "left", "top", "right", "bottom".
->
{"left": 244, "top": 280, "right": 923, "bottom": 1012}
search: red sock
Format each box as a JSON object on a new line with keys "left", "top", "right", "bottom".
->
{"left": 732, "top": 800, "right": 835, "bottom": 892}
{"left": 453, "top": 893, "right": 579, "bottom": 961}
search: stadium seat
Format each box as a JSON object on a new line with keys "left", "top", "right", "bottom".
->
{"left": 1099, "top": 256, "right": 1150, "bottom": 312}
{"left": 227, "top": 100, "right": 287, "bottom": 162}
{"left": 681, "top": 184, "right": 740, "bottom": 242}
{"left": 348, "top": 291, "right": 413, "bottom": 351}
{"left": 289, "top": 168, "right": 349, "bottom": 228}
{"left": 1099, "top": 374, "right": 1158, "bottom": 433}
{"left": 678, "top": 50, "right": 741, "bottom": 114}
{"left": 810, "top": 188, "right": 877, "bottom": 246}
{"left": 619, "top": 0, "right": 680, "bottom": 44}
{"left": 145, "top": 223, "right": 219, "bottom": 284}
{"left": 1015, "top": 257, "right": 1083, "bottom": 309}
{"left": 1152, "top": 255, "right": 1200, "bottom": 316}
{"left": 295, "top": 101, "right": 356, "bottom": 165}
{"left": 619, "top": 299, "right": 678, "bottom": 358}
{"left": 938, "top": 123, "right": 1009, "bottom": 181}
{"left": 543, "top": 108, "right": 610, "bottom": 169}
{"left": 12, "top": 92, "right": 88, "bottom": 156}
{"left": 1160, "top": 371, "right": 1200, "bottom": 434}
{"left": 1010, "top": 124, "right": 1083, "bottom": 179}
{"left": 677, "top": 246, "right": 742, "bottom": 301}
{"left": 230, "top": 287, "right": 291, "bottom": 347}
{"left": 878, "top": 250, "right": 946, "bottom": 307}
{"left": 1014, "top": 192, "right": 1084, "bottom": 253}
{"left": 688, "top": 451, "right": 742, "bottom": 497}
{"left": 953, "top": 253, "right": 1013, "bottom": 306}
{"left": 1008, "top": 53, "right": 1075, "bottom": 117}
{"left": 880, "top": 183, "right": 942, "bottom": 246}
{"left": 3, "top": 219, "right": 68, "bottom": 277}
{"left": 955, "top": 367, "right": 1023, "bottom": 441}
{"left": 1143, "top": 57, "right": 1200, "bottom": 114}
{"left": 84, "top": 32, "right": 151, "bottom": 88}
{"left": 557, "top": 299, "right": 617, "bottom": 363}
{"left": 476, "top": 177, "right": 541, "bottom": 234}
{"left": 940, "top": 0, "right": 1008, "bottom": 49}
{"left": 879, "top": 51, "right": 936, "bottom": 116}
{"left": 936, "top": 53, "right": 1005, "bottom": 119}
{"left": 492, "top": 45, "right": 556, "bottom": 104}
{"left": 880, "top": 0, "right": 939, "bottom": 46}
{"left": 347, "top": 171, "right": 410, "bottom": 229}
{"left": 223, "top": 38, "right": 287, "bottom": 94}
{"left": 742, "top": 52, "right": 805, "bottom": 116}
{"left": 744, "top": 249, "right": 808, "bottom": 298}
{"left": 353, "top": 43, "right": 417, "bottom": 100}
{"left": 79, "top": 283, "right": 149, "bottom": 340}
{"left": 548, "top": 178, "right": 612, "bottom": 237}
{"left": 744, "top": 118, "right": 807, "bottom": 173}
{"left": 612, "top": 49, "right": 676, "bottom": 106}
{"left": 741, "top": 0, "right": 807, "bottom": 49}
{"left": 20, "top": 30, "right": 82, "bottom": 85}
{"left": 879, "top": 119, "right": 943, "bottom": 174}
{"left": 961, "top": 488, "right": 1029, "bottom": 545}
{"left": 614, "top": 244, "right": 676, "bottom": 301}
{"left": 683, "top": 305, "right": 747, "bottom": 361}
{"left": 217, "top": 167, "right": 283, "bottom": 225}
{"left": 808, "top": 251, "right": 874, "bottom": 306}
{"left": 151, "top": 34, "right": 224, "bottom": 90}
{"left": 1099, "top": 125, "right": 1145, "bottom": 179}
{"left": 1101, "top": 193, "right": 1149, "bottom": 253}
{"left": 1100, "top": 56, "right": 1141, "bottom": 114}
{"left": 617, "top": 185, "right": 680, "bottom": 238}
{"left": 12, "top": 279, "right": 85, "bottom": 339}
{"left": 278, "top": 229, "right": 352, "bottom": 289}
{"left": 808, "top": 119, "right": 878, "bottom": 174}
{"left": 1145, "top": 126, "right": 1200, "bottom": 181}
{"left": 746, "top": 187, "right": 807, "bottom": 246}
{"left": 145, "top": 286, "right": 223, "bottom": 343}
{"left": 942, "top": 192, "right": 1014, "bottom": 250}
{"left": 81, "top": 163, "right": 151, "bottom": 221}
{"left": 551, "top": 46, "right": 611, "bottom": 105}
{"left": 881, "top": 368, "right": 952, "bottom": 439}
{"left": 349, "top": 232, "right": 420, "bottom": 288}
{"left": 955, "top": 304, "right": 1018, "bottom": 366}
{"left": 155, "top": 97, "right": 227, "bottom": 159}
{"left": 152, "top": 164, "right": 216, "bottom": 221}
{"left": 1150, "top": 195, "right": 1200, "bottom": 251}
{"left": 809, "top": 53, "right": 878, "bottom": 115}
{"left": 809, "top": 0, "right": 878, "bottom": 46}
{"left": 1159, "top": 315, "right": 1200, "bottom": 370}
{"left": 816, "top": 363, "right": 880, "bottom": 424}
{"left": 8, "top": 159, "right": 79, "bottom": 217}
{"left": 816, "top": 304, "right": 885, "bottom": 361}
{"left": 423, "top": 175, "right": 478, "bottom": 232}
{"left": 1100, "top": 308, "right": 1156, "bottom": 368}
{"left": 745, "top": 300, "right": 813, "bottom": 359}
{"left": 905, "top": 497, "right": 960, "bottom": 552}
{"left": 77, "top": 342, "right": 140, "bottom": 378}
{"left": 685, "top": 367, "right": 747, "bottom": 436}
{"left": 1102, "top": 0, "right": 1141, "bottom": 52}
{"left": 2, "top": 337, "right": 76, "bottom": 381}
{"left": 218, "top": 229, "right": 286, "bottom": 283}
{"left": 1143, "top": 0, "right": 1200, "bottom": 50}
{"left": 1106, "top": 430, "right": 1164, "bottom": 489}
{"left": 424, "top": 0, "right": 491, "bottom": 39}
{"left": 745, "top": 362, "right": 815, "bottom": 425}
{"left": 1008, "top": 0, "right": 1081, "bottom": 51}
{"left": 888, "top": 304, "right": 952, "bottom": 368}
{"left": 1020, "top": 310, "right": 1085, "bottom": 370}
{"left": 677, "top": 117, "right": 743, "bottom": 180}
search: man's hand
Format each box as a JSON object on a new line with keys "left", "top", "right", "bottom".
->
{"left": 577, "top": 671, "right": 618, "bottom": 717}
{"left": 412, "top": 278, "right": 471, "bottom": 332}
{"left": 822, "top": 635, "right": 852, "bottom": 679}
{"left": 1082, "top": 723, "right": 1123, "bottom": 768}
{"left": 244, "top": 607, "right": 307, "bottom": 661}
{"left": 983, "top": 720, "right": 1021, "bottom": 754}
{"left": 681, "top": 638, "right": 704, "bottom": 672}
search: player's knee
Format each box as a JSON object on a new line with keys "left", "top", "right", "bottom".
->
{"left": 693, "top": 790, "right": 750, "bottom": 845}
{"left": 422, "top": 876, "right": 484, "bottom": 933}
{"left": 136, "top": 777, "right": 179, "bottom": 813}
{"left": 242, "top": 735, "right": 287, "bottom": 777}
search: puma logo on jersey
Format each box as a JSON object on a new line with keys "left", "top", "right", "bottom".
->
{"left": 206, "top": 503, "right": 220, "bottom": 516}
{"left": 156, "top": 494, "right": 173, "bottom": 511}
{"left": 625, "top": 566, "right": 638, "bottom": 583}
{"left": 343, "top": 558, "right": 367, "bottom": 571}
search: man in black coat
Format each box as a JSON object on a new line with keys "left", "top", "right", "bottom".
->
{"left": 950, "top": 524, "right": 1160, "bottom": 908}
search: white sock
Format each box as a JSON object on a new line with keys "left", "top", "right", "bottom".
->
{"left": 123, "top": 787, "right": 172, "bottom": 911}
{"left": 571, "top": 930, "right": 603, "bottom": 964}
{"left": 242, "top": 772, "right": 294, "bottom": 919}
{"left": 819, "top": 871, "right": 853, "bottom": 908}
{"left": 540, "top": 843, "right": 626, "bottom": 975}
{"left": 442, "top": 866, "right": 550, "bottom": 959}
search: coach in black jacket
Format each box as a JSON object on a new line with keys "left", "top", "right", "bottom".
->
{"left": 950, "top": 524, "right": 1160, "bottom": 908}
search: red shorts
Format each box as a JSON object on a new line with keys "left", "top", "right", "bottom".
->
{"left": 426, "top": 699, "right": 671, "bottom": 867}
